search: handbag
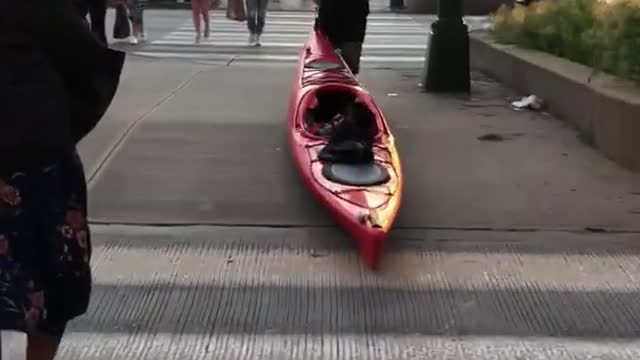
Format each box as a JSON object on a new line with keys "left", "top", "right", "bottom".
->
{"left": 226, "top": 0, "right": 246, "bottom": 22}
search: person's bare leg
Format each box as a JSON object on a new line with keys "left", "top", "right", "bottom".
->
{"left": 26, "top": 334, "right": 61, "bottom": 360}
{"left": 191, "top": 0, "right": 202, "bottom": 42}
{"left": 201, "top": 0, "right": 211, "bottom": 39}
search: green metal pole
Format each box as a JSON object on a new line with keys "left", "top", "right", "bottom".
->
{"left": 422, "top": 0, "right": 470, "bottom": 93}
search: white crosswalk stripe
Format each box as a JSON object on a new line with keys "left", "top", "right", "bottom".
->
{"left": 130, "top": 10, "right": 432, "bottom": 68}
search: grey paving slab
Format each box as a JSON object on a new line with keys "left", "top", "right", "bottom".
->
{"left": 78, "top": 59, "right": 205, "bottom": 181}
{"left": 51, "top": 226, "right": 640, "bottom": 359}
{"left": 87, "top": 66, "right": 640, "bottom": 231}
{"left": 133, "top": 65, "right": 293, "bottom": 125}
{"left": 86, "top": 66, "right": 325, "bottom": 224}
{"left": 88, "top": 121, "right": 327, "bottom": 225}
{"left": 358, "top": 70, "right": 640, "bottom": 231}
{"left": 57, "top": 333, "right": 640, "bottom": 360}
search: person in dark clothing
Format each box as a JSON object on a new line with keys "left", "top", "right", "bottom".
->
{"left": 73, "top": 0, "right": 108, "bottom": 44}
{"left": 314, "top": 0, "right": 370, "bottom": 75}
{"left": 0, "top": 0, "right": 124, "bottom": 358}
{"left": 245, "top": 0, "right": 270, "bottom": 46}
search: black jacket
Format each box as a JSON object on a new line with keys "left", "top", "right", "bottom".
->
{"left": 315, "top": 0, "right": 370, "bottom": 44}
{"left": 0, "top": 0, "right": 124, "bottom": 174}
{"left": 73, "top": 0, "right": 108, "bottom": 44}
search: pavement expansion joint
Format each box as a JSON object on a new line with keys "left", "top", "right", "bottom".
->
{"left": 226, "top": 55, "right": 239, "bottom": 66}
{"left": 87, "top": 220, "right": 640, "bottom": 234}
{"left": 87, "top": 68, "right": 205, "bottom": 187}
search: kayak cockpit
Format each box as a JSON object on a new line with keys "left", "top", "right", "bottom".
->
{"left": 303, "top": 87, "right": 378, "bottom": 139}
{"left": 300, "top": 86, "right": 393, "bottom": 188}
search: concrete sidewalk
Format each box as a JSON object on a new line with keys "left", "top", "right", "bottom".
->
{"left": 58, "top": 57, "right": 640, "bottom": 359}
{"left": 84, "top": 58, "right": 640, "bottom": 232}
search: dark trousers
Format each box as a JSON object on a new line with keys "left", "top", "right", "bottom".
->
{"left": 337, "top": 41, "right": 364, "bottom": 75}
{"left": 246, "top": 0, "right": 269, "bottom": 34}
{"left": 315, "top": 15, "right": 368, "bottom": 75}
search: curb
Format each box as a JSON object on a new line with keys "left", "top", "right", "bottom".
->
{"left": 469, "top": 32, "right": 640, "bottom": 172}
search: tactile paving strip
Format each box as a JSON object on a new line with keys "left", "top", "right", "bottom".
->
{"left": 54, "top": 225, "right": 640, "bottom": 359}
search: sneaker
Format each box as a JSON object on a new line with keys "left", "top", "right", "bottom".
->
{"left": 248, "top": 33, "right": 256, "bottom": 46}
{"left": 255, "top": 34, "right": 262, "bottom": 47}
{"left": 128, "top": 36, "right": 139, "bottom": 45}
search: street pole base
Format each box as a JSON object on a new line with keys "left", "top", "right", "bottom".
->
{"left": 422, "top": 20, "right": 471, "bottom": 93}
{"left": 389, "top": 0, "right": 405, "bottom": 10}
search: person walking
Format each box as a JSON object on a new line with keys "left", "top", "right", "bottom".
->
{"left": 0, "top": 0, "right": 125, "bottom": 357}
{"left": 126, "top": 0, "right": 146, "bottom": 44}
{"left": 245, "top": 0, "right": 269, "bottom": 46}
{"left": 191, "top": 0, "right": 212, "bottom": 43}
{"left": 314, "top": 0, "right": 370, "bottom": 76}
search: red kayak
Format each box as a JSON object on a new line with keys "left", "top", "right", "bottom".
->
{"left": 286, "top": 26, "right": 403, "bottom": 270}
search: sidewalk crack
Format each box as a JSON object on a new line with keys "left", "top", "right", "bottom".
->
{"left": 87, "top": 68, "right": 205, "bottom": 188}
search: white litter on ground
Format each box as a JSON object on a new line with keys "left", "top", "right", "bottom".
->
{"left": 512, "top": 94, "right": 544, "bottom": 111}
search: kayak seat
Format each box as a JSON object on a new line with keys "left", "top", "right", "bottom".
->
{"left": 316, "top": 101, "right": 377, "bottom": 164}
{"left": 322, "top": 162, "right": 391, "bottom": 187}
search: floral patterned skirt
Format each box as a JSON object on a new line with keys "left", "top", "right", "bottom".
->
{"left": 0, "top": 150, "right": 91, "bottom": 337}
